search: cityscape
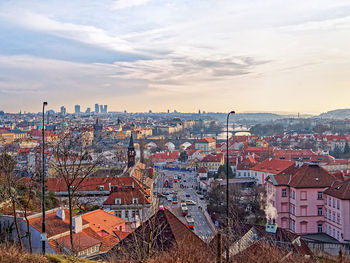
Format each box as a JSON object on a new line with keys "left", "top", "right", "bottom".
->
{"left": 1, "top": 1, "right": 350, "bottom": 263}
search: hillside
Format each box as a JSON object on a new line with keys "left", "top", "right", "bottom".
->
{"left": 318, "top": 109, "right": 350, "bottom": 119}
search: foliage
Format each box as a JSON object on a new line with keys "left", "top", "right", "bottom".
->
{"left": 178, "top": 151, "right": 188, "bottom": 163}
{"left": 250, "top": 123, "right": 284, "bottom": 136}
{"left": 216, "top": 164, "right": 233, "bottom": 179}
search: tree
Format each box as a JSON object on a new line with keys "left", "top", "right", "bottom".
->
{"left": 17, "top": 175, "right": 40, "bottom": 253}
{"left": 51, "top": 132, "right": 101, "bottom": 253}
{"left": 178, "top": 151, "right": 188, "bottom": 163}
{"left": 0, "top": 152, "right": 22, "bottom": 250}
{"left": 217, "top": 164, "right": 233, "bottom": 179}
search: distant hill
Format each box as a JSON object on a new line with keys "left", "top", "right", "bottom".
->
{"left": 318, "top": 109, "right": 350, "bottom": 119}
{"left": 231, "top": 112, "right": 282, "bottom": 120}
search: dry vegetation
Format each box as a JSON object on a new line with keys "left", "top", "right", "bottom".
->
{"left": 0, "top": 243, "right": 348, "bottom": 263}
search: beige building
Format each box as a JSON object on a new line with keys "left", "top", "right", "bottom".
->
{"left": 194, "top": 137, "right": 216, "bottom": 155}
{"left": 0, "top": 130, "right": 15, "bottom": 144}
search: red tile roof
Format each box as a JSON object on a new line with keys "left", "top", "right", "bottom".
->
{"left": 202, "top": 153, "right": 224, "bottom": 163}
{"left": 198, "top": 167, "right": 209, "bottom": 173}
{"left": 324, "top": 178, "right": 350, "bottom": 200}
{"left": 45, "top": 176, "right": 138, "bottom": 192}
{"left": 271, "top": 163, "right": 340, "bottom": 188}
{"left": 54, "top": 230, "right": 101, "bottom": 252}
{"left": 250, "top": 159, "right": 295, "bottom": 174}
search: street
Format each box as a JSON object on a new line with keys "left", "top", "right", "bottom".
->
{"left": 154, "top": 169, "right": 214, "bottom": 240}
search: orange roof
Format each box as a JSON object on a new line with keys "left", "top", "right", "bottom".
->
{"left": 81, "top": 209, "right": 125, "bottom": 236}
{"left": 196, "top": 137, "right": 216, "bottom": 143}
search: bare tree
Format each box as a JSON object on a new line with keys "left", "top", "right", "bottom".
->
{"left": 50, "top": 132, "right": 101, "bottom": 253}
{"left": 17, "top": 173, "right": 40, "bottom": 253}
{"left": 0, "top": 150, "right": 22, "bottom": 250}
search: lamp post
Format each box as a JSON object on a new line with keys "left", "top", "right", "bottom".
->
{"left": 226, "top": 110, "right": 235, "bottom": 262}
{"left": 41, "top": 101, "right": 47, "bottom": 254}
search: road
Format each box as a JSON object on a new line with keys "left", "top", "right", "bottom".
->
{"left": 154, "top": 169, "right": 214, "bottom": 240}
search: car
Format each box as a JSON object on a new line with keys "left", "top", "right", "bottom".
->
{"left": 159, "top": 205, "right": 164, "bottom": 211}
{"left": 199, "top": 195, "right": 204, "bottom": 200}
{"left": 185, "top": 215, "right": 195, "bottom": 229}
{"left": 167, "top": 196, "right": 172, "bottom": 202}
{"left": 186, "top": 200, "right": 196, "bottom": 206}
{"left": 185, "top": 193, "right": 190, "bottom": 198}
{"left": 180, "top": 202, "right": 186, "bottom": 208}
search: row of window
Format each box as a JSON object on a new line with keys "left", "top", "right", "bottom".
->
{"left": 325, "top": 209, "right": 341, "bottom": 224}
{"left": 325, "top": 196, "right": 340, "bottom": 209}
{"left": 325, "top": 224, "right": 342, "bottom": 241}
{"left": 282, "top": 189, "right": 323, "bottom": 200}
{"left": 114, "top": 198, "right": 139, "bottom": 205}
{"left": 77, "top": 245, "right": 99, "bottom": 256}
{"left": 115, "top": 209, "right": 140, "bottom": 219}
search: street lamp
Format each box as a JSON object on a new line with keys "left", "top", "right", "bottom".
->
{"left": 226, "top": 110, "right": 235, "bottom": 262}
{"left": 42, "top": 101, "right": 47, "bottom": 254}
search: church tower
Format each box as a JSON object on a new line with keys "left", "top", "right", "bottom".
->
{"left": 127, "top": 134, "right": 135, "bottom": 168}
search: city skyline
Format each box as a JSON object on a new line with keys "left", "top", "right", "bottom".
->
{"left": 1, "top": 1, "right": 350, "bottom": 114}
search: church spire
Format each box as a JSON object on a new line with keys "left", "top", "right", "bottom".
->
{"left": 127, "top": 134, "right": 135, "bottom": 168}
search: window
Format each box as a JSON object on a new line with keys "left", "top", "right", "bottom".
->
{"left": 317, "top": 192, "right": 323, "bottom": 200}
{"left": 301, "top": 206, "right": 307, "bottom": 216}
{"left": 317, "top": 207, "right": 323, "bottom": 216}
{"left": 125, "top": 210, "right": 129, "bottom": 218}
{"left": 333, "top": 212, "right": 335, "bottom": 222}
{"left": 115, "top": 198, "right": 121, "bottom": 205}
{"left": 132, "top": 198, "right": 138, "bottom": 204}
{"left": 329, "top": 227, "right": 331, "bottom": 235}
{"left": 292, "top": 190, "right": 295, "bottom": 199}
{"left": 337, "top": 231, "right": 340, "bottom": 240}
{"left": 325, "top": 196, "right": 327, "bottom": 205}
{"left": 132, "top": 210, "right": 136, "bottom": 218}
{"left": 99, "top": 185, "right": 104, "bottom": 191}
{"left": 301, "top": 191, "right": 307, "bottom": 200}
{"left": 337, "top": 214, "right": 340, "bottom": 224}
{"left": 282, "top": 189, "right": 287, "bottom": 197}
{"left": 337, "top": 200, "right": 340, "bottom": 209}
{"left": 333, "top": 199, "right": 336, "bottom": 208}
{"left": 318, "top": 224, "right": 323, "bottom": 233}
{"left": 115, "top": 210, "right": 122, "bottom": 217}
{"left": 293, "top": 205, "right": 295, "bottom": 215}
{"left": 329, "top": 197, "right": 331, "bottom": 206}
{"left": 329, "top": 211, "right": 331, "bottom": 220}
{"left": 333, "top": 229, "right": 335, "bottom": 237}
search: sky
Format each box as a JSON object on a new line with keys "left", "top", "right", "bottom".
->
{"left": 1, "top": 0, "right": 350, "bottom": 114}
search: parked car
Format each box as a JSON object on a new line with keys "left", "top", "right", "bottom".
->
{"left": 186, "top": 200, "right": 196, "bottom": 206}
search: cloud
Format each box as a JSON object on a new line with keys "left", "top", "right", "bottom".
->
{"left": 112, "top": 0, "right": 151, "bottom": 10}
{"left": 0, "top": 11, "right": 140, "bottom": 55}
{"left": 0, "top": 55, "right": 148, "bottom": 111}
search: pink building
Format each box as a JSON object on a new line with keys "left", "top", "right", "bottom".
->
{"left": 266, "top": 163, "right": 341, "bottom": 235}
{"left": 324, "top": 179, "right": 350, "bottom": 242}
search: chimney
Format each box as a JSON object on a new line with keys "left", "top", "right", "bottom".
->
{"left": 56, "top": 208, "right": 65, "bottom": 221}
{"left": 73, "top": 215, "right": 83, "bottom": 233}
{"left": 265, "top": 219, "right": 277, "bottom": 234}
{"left": 132, "top": 182, "right": 134, "bottom": 189}
{"left": 109, "top": 182, "right": 111, "bottom": 192}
